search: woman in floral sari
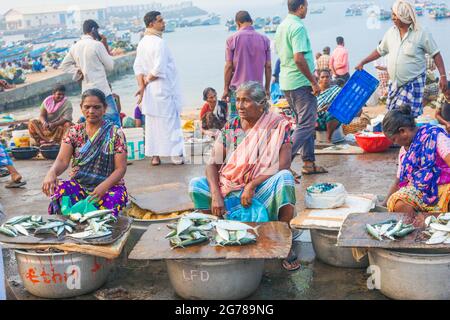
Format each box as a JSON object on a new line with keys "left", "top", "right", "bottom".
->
{"left": 189, "top": 81, "right": 299, "bottom": 271}
{"left": 42, "top": 89, "right": 128, "bottom": 216}
{"left": 383, "top": 105, "right": 450, "bottom": 214}
{"left": 28, "top": 84, "right": 73, "bottom": 146}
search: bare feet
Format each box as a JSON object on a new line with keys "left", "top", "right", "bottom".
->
{"left": 151, "top": 156, "right": 161, "bottom": 166}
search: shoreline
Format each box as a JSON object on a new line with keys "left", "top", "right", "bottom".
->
{"left": 0, "top": 52, "right": 137, "bottom": 112}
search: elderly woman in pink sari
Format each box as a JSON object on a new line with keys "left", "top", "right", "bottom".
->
{"left": 189, "top": 81, "right": 299, "bottom": 271}
{"left": 29, "top": 84, "right": 73, "bottom": 146}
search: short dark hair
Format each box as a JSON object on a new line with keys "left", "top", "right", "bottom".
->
{"left": 319, "top": 69, "right": 331, "bottom": 77}
{"left": 323, "top": 46, "right": 331, "bottom": 54}
{"left": 288, "top": 0, "right": 306, "bottom": 12}
{"left": 336, "top": 36, "right": 344, "bottom": 45}
{"left": 235, "top": 11, "right": 252, "bottom": 24}
{"left": 83, "top": 20, "right": 99, "bottom": 34}
{"left": 144, "top": 11, "right": 161, "bottom": 27}
{"left": 203, "top": 87, "right": 217, "bottom": 101}
{"left": 52, "top": 84, "right": 66, "bottom": 94}
{"left": 382, "top": 105, "right": 416, "bottom": 137}
{"left": 81, "top": 89, "right": 107, "bottom": 106}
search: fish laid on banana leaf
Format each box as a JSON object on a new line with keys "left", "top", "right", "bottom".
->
{"left": 365, "top": 219, "right": 416, "bottom": 241}
{"left": 165, "top": 213, "right": 260, "bottom": 248}
{"left": 166, "top": 212, "right": 213, "bottom": 248}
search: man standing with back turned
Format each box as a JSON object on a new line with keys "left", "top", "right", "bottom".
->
{"left": 61, "top": 20, "right": 121, "bottom": 127}
{"left": 275, "top": 0, "right": 327, "bottom": 178}
{"left": 223, "top": 11, "right": 272, "bottom": 118}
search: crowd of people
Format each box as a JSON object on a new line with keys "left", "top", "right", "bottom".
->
{"left": 0, "top": 0, "right": 449, "bottom": 273}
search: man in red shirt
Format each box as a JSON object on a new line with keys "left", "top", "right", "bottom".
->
{"left": 329, "top": 36, "right": 350, "bottom": 84}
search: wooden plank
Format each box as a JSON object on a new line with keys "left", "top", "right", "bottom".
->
{"left": 315, "top": 144, "right": 364, "bottom": 155}
{"left": 129, "top": 222, "right": 291, "bottom": 260}
{"left": 290, "top": 194, "right": 377, "bottom": 231}
{"left": 129, "top": 183, "right": 194, "bottom": 214}
{"left": 337, "top": 212, "right": 450, "bottom": 250}
{"left": 0, "top": 230, "right": 130, "bottom": 260}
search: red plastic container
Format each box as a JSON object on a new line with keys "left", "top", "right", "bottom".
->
{"left": 355, "top": 132, "right": 393, "bottom": 153}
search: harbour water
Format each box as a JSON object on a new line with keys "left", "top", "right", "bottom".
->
{"left": 2, "top": 0, "right": 449, "bottom": 121}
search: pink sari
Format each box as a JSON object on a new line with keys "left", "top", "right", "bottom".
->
{"left": 219, "top": 112, "right": 290, "bottom": 197}
{"left": 43, "top": 96, "right": 68, "bottom": 114}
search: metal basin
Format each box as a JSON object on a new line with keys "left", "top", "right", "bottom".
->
{"left": 166, "top": 259, "right": 265, "bottom": 300}
{"left": 15, "top": 250, "right": 115, "bottom": 299}
{"left": 311, "top": 229, "right": 369, "bottom": 268}
{"left": 368, "top": 248, "right": 450, "bottom": 300}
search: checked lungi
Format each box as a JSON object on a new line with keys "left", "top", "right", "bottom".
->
{"left": 386, "top": 73, "right": 426, "bottom": 118}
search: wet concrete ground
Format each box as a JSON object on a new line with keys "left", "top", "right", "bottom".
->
{"left": 1, "top": 149, "right": 398, "bottom": 300}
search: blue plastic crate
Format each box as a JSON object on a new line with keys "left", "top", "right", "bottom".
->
{"left": 328, "top": 70, "right": 379, "bottom": 124}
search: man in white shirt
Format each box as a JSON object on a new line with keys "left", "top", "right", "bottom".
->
{"left": 356, "top": 0, "right": 447, "bottom": 118}
{"left": 134, "top": 12, "right": 184, "bottom": 166}
{"left": 61, "top": 20, "right": 121, "bottom": 127}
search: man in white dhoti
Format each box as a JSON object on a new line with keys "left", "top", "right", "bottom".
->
{"left": 134, "top": 11, "right": 184, "bottom": 166}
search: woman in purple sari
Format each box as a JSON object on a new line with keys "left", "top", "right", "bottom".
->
{"left": 42, "top": 89, "right": 128, "bottom": 216}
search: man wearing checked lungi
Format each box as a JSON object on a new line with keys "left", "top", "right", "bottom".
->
{"left": 356, "top": 0, "right": 447, "bottom": 118}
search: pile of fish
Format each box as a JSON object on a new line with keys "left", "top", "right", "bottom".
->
{"left": 166, "top": 212, "right": 215, "bottom": 248}
{"left": 366, "top": 219, "right": 416, "bottom": 241}
{"left": 67, "top": 210, "right": 117, "bottom": 240}
{"left": 165, "top": 212, "right": 260, "bottom": 248}
{"left": 422, "top": 213, "right": 450, "bottom": 245}
{"left": 0, "top": 210, "right": 116, "bottom": 240}
{"left": 0, "top": 215, "right": 76, "bottom": 238}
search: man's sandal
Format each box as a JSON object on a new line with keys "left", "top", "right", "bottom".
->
{"left": 302, "top": 164, "right": 328, "bottom": 175}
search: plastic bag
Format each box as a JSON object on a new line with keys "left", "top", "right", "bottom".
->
{"left": 305, "top": 183, "right": 347, "bottom": 209}
{"left": 61, "top": 196, "right": 98, "bottom": 216}
{"left": 270, "top": 82, "right": 284, "bottom": 104}
{"left": 225, "top": 196, "right": 269, "bottom": 223}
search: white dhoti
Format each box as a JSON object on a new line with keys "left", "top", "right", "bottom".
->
{"left": 134, "top": 34, "right": 185, "bottom": 159}
{"left": 145, "top": 115, "right": 184, "bottom": 157}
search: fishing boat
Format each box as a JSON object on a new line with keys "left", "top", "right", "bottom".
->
{"left": 254, "top": 17, "right": 266, "bottom": 29}
{"left": 310, "top": 6, "right": 326, "bottom": 14}
{"left": 225, "top": 19, "right": 237, "bottom": 32}
{"left": 0, "top": 43, "right": 33, "bottom": 63}
{"left": 429, "top": 3, "right": 450, "bottom": 19}
{"left": 164, "top": 21, "right": 177, "bottom": 33}
{"left": 353, "top": 8, "right": 363, "bottom": 16}
{"left": 202, "top": 14, "right": 221, "bottom": 26}
{"left": 378, "top": 9, "right": 392, "bottom": 21}
{"left": 263, "top": 24, "right": 278, "bottom": 34}
{"left": 345, "top": 8, "right": 355, "bottom": 16}
{"left": 272, "top": 16, "right": 282, "bottom": 25}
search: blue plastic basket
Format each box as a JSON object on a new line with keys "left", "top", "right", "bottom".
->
{"left": 328, "top": 70, "right": 379, "bottom": 124}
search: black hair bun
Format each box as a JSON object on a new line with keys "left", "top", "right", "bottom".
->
{"left": 399, "top": 105, "right": 412, "bottom": 115}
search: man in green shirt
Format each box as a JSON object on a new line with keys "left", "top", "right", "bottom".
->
{"left": 275, "top": 0, "right": 327, "bottom": 176}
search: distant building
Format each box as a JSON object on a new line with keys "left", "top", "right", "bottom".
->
{"left": 4, "top": 5, "right": 107, "bottom": 31}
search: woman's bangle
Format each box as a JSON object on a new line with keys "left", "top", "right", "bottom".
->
{"left": 440, "top": 75, "right": 447, "bottom": 78}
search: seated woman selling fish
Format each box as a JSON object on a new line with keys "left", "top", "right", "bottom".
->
{"left": 42, "top": 89, "right": 128, "bottom": 217}
{"left": 189, "top": 81, "right": 299, "bottom": 271}
{"left": 383, "top": 105, "right": 450, "bottom": 214}
{"left": 28, "top": 84, "right": 73, "bottom": 146}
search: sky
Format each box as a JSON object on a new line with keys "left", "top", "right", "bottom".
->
{"left": 0, "top": 0, "right": 271, "bottom": 15}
